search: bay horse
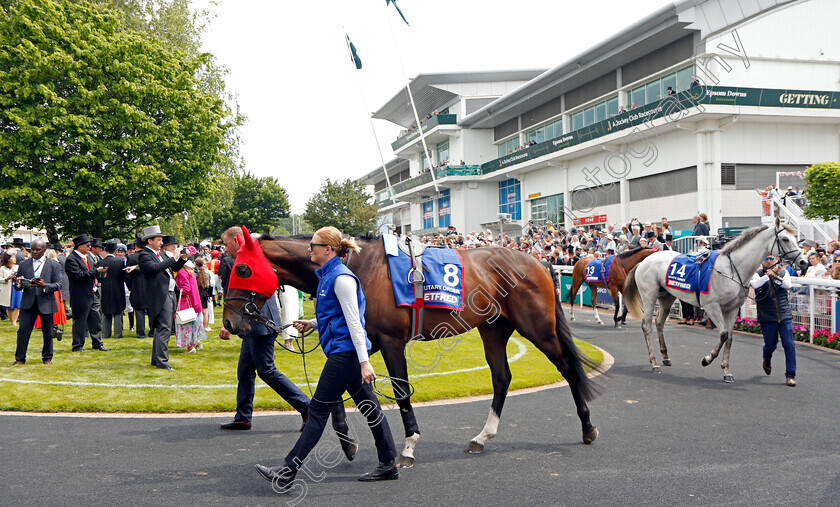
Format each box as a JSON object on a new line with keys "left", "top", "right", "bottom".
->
{"left": 622, "top": 221, "right": 807, "bottom": 382}
{"left": 566, "top": 247, "right": 655, "bottom": 326}
{"left": 223, "top": 230, "right": 600, "bottom": 468}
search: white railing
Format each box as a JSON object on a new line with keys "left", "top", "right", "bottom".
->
{"left": 741, "top": 276, "right": 839, "bottom": 342}
{"left": 764, "top": 195, "right": 836, "bottom": 244}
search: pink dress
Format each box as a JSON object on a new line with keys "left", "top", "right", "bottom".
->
{"left": 175, "top": 269, "right": 206, "bottom": 348}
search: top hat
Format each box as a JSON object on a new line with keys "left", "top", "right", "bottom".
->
{"left": 72, "top": 234, "right": 92, "bottom": 248}
{"left": 141, "top": 226, "right": 164, "bottom": 242}
{"left": 90, "top": 238, "right": 103, "bottom": 249}
{"left": 162, "top": 235, "right": 178, "bottom": 246}
{"left": 103, "top": 241, "right": 118, "bottom": 253}
{"left": 11, "top": 237, "right": 24, "bottom": 246}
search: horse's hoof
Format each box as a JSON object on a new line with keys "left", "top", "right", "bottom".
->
{"left": 723, "top": 374, "right": 735, "bottom": 383}
{"left": 396, "top": 455, "right": 415, "bottom": 469}
{"left": 662, "top": 359, "right": 672, "bottom": 367}
{"left": 570, "top": 316, "right": 576, "bottom": 321}
{"left": 596, "top": 321, "right": 604, "bottom": 326}
{"left": 464, "top": 441, "right": 485, "bottom": 454}
{"left": 701, "top": 356, "right": 711, "bottom": 367}
{"left": 652, "top": 365, "right": 661, "bottom": 374}
{"left": 583, "top": 427, "right": 598, "bottom": 444}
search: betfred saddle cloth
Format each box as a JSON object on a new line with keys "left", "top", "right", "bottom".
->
{"left": 665, "top": 251, "right": 720, "bottom": 296}
{"left": 584, "top": 255, "right": 616, "bottom": 283}
{"left": 386, "top": 246, "right": 464, "bottom": 311}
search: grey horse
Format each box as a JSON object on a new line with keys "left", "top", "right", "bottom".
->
{"left": 623, "top": 220, "right": 807, "bottom": 382}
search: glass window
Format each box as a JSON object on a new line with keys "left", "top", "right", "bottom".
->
{"left": 646, "top": 79, "right": 661, "bottom": 104}
{"left": 436, "top": 140, "right": 449, "bottom": 166}
{"left": 662, "top": 72, "right": 677, "bottom": 97}
{"left": 584, "top": 107, "right": 594, "bottom": 126}
{"left": 607, "top": 97, "right": 618, "bottom": 117}
{"left": 498, "top": 178, "right": 521, "bottom": 220}
{"left": 572, "top": 111, "right": 583, "bottom": 130}
{"left": 631, "top": 86, "right": 645, "bottom": 108}
{"left": 437, "top": 189, "right": 450, "bottom": 227}
{"left": 422, "top": 198, "right": 434, "bottom": 229}
{"left": 594, "top": 102, "right": 606, "bottom": 123}
{"left": 498, "top": 137, "right": 517, "bottom": 157}
{"left": 554, "top": 119, "right": 563, "bottom": 137}
{"left": 677, "top": 65, "right": 694, "bottom": 92}
{"left": 544, "top": 123, "right": 553, "bottom": 141}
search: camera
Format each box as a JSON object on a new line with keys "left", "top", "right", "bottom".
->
{"left": 15, "top": 278, "right": 33, "bottom": 289}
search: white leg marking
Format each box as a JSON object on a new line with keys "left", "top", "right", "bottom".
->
{"left": 401, "top": 432, "right": 420, "bottom": 459}
{"left": 471, "top": 410, "right": 501, "bottom": 446}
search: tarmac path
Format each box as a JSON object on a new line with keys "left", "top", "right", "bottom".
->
{"left": 2, "top": 310, "right": 838, "bottom": 506}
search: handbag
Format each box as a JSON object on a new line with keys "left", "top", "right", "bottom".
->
{"left": 175, "top": 292, "right": 197, "bottom": 325}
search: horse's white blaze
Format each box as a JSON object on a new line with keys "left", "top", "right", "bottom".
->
{"left": 471, "top": 410, "right": 501, "bottom": 445}
{"left": 401, "top": 432, "right": 420, "bottom": 459}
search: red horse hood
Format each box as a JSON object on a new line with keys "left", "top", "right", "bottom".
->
{"left": 228, "top": 225, "right": 278, "bottom": 297}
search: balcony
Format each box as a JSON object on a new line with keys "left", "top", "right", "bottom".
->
{"left": 377, "top": 165, "right": 481, "bottom": 203}
{"left": 391, "top": 114, "right": 458, "bottom": 151}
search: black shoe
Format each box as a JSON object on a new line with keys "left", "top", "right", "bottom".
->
{"left": 93, "top": 346, "right": 110, "bottom": 351}
{"left": 705, "top": 323, "right": 716, "bottom": 330}
{"left": 220, "top": 421, "right": 251, "bottom": 430}
{"left": 255, "top": 464, "right": 296, "bottom": 491}
{"left": 762, "top": 360, "right": 771, "bottom": 375}
{"left": 72, "top": 349, "right": 84, "bottom": 353}
{"left": 358, "top": 459, "right": 399, "bottom": 481}
{"left": 156, "top": 365, "right": 174, "bottom": 370}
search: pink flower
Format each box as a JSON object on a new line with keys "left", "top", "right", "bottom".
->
{"left": 828, "top": 335, "right": 834, "bottom": 343}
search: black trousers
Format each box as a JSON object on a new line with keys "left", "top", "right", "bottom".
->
{"left": 680, "top": 300, "right": 695, "bottom": 320}
{"left": 235, "top": 333, "right": 310, "bottom": 421}
{"left": 71, "top": 295, "right": 103, "bottom": 351}
{"left": 15, "top": 305, "right": 54, "bottom": 363}
{"left": 285, "top": 351, "right": 397, "bottom": 469}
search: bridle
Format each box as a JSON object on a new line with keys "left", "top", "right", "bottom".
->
{"left": 714, "top": 226, "right": 802, "bottom": 299}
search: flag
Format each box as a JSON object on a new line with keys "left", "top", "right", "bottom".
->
{"left": 386, "top": 0, "right": 409, "bottom": 26}
{"left": 345, "top": 34, "right": 362, "bottom": 70}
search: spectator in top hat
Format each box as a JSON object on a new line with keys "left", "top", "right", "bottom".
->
{"left": 90, "top": 238, "right": 105, "bottom": 262}
{"left": 131, "top": 226, "right": 187, "bottom": 370}
{"left": 12, "top": 238, "right": 27, "bottom": 263}
{"left": 13, "top": 239, "right": 62, "bottom": 365}
{"left": 64, "top": 234, "right": 109, "bottom": 352}
{"left": 125, "top": 238, "right": 148, "bottom": 339}
{"left": 99, "top": 241, "right": 127, "bottom": 339}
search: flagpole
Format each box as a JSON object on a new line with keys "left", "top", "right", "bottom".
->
{"left": 343, "top": 33, "right": 398, "bottom": 204}
{"left": 382, "top": 5, "right": 439, "bottom": 193}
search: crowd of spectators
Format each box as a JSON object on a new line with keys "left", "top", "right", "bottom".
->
{"left": 401, "top": 109, "right": 443, "bottom": 136}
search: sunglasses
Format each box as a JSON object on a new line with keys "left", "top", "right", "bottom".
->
{"left": 309, "top": 242, "right": 329, "bottom": 250}
{"left": 764, "top": 256, "right": 776, "bottom": 261}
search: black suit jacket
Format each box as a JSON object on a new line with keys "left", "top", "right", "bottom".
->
{"left": 138, "top": 247, "right": 186, "bottom": 320}
{"left": 99, "top": 255, "right": 126, "bottom": 314}
{"left": 125, "top": 251, "right": 148, "bottom": 310}
{"left": 56, "top": 253, "right": 70, "bottom": 299}
{"left": 18, "top": 257, "right": 61, "bottom": 314}
{"left": 65, "top": 251, "right": 100, "bottom": 307}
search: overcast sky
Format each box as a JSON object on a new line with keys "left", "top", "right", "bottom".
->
{"left": 194, "top": 0, "right": 674, "bottom": 213}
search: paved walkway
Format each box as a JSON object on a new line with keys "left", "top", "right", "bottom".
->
{"left": 2, "top": 312, "right": 838, "bottom": 506}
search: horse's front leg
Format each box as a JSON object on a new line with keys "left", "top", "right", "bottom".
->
{"left": 466, "top": 325, "right": 513, "bottom": 454}
{"left": 379, "top": 335, "right": 421, "bottom": 468}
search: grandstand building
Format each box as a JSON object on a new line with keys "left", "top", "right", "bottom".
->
{"left": 358, "top": 0, "right": 840, "bottom": 236}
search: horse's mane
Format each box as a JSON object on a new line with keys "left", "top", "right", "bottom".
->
{"left": 719, "top": 225, "right": 769, "bottom": 255}
{"left": 618, "top": 246, "right": 645, "bottom": 258}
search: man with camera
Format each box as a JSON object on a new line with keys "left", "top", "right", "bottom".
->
{"left": 65, "top": 235, "right": 109, "bottom": 352}
{"left": 13, "top": 239, "right": 62, "bottom": 365}
{"left": 751, "top": 255, "right": 797, "bottom": 387}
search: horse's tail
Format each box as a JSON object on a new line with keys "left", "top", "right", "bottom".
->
{"left": 542, "top": 261, "right": 601, "bottom": 402}
{"left": 623, "top": 265, "right": 644, "bottom": 320}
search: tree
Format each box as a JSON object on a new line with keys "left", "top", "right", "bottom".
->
{"left": 0, "top": 0, "right": 229, "bottom": 241}
{"left": 193, "top": 171, "right": 290, "bottom": 238}
{"left": 303, "top": 178, "right": 378, "bottom": 236}
{"left": 803, "top": 161, "right": 840, "bottom": 231}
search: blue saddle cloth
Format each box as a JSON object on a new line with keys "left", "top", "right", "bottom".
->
{"left": 386, "top": 245, "right": 464, "bottom": 311}
{"left": 584, "top": 255, "right": 615, "bottom": 283}
{"left": 665, "top": 251, "right": 720, "bottom": 300}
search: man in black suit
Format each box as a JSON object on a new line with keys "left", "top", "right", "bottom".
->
{"left": 135, "top": 226, "right": 186, "bottom": 370}
{"left": 54, "top": 244, "right": 72, "bottom": 319}
{"left": 13, "top": 239, "right": 62, "bottom": 365}
{"left": 125, "top": 238, "right": 148, "bottom": 338}
{"left": 99, "top": 241, "right": 126, "bottom": 339}
{"left": 65, "top": 234, "right": 109, "bottom": 352}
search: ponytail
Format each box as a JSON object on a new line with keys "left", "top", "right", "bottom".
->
{"left": 337, "top": 237, "right": 361, "bottom": 258}
{"left": 315, "top": 226, "right": 362, "bottom": 258}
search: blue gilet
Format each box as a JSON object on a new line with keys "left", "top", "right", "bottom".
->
{"left": 314, "top": 256, "right": 370, "bottom": 357}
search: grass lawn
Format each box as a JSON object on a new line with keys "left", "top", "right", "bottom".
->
{"left": 0, "top": 301, "right": 602, "bottom": 413}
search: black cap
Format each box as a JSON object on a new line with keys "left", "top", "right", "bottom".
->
{"left": 162, "top": 235, "right": 178, "bottom": 246}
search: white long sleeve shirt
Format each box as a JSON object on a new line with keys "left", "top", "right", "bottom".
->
{"left": 309, "top": 274, "right": 369, "bottom": 363}
{"left": 750, "top": 268, "right": 792, "bottom": 290}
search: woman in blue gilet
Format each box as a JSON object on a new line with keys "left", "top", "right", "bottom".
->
{"left": 256, "top": 226, "right": 398, "bottom": 492}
